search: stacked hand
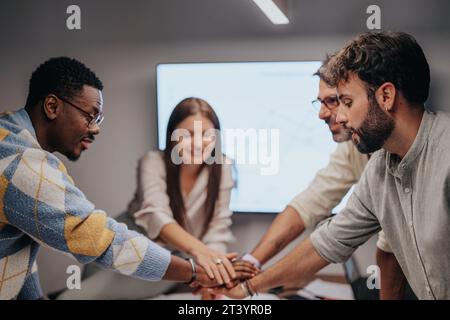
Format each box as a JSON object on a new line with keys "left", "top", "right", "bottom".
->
{"left": 190, "top": 248, "right": 239, "bottom": 286}
{"left": 190, "top": 256, "right": 260, "bottom": 300}
{"left": 212, "top": 280, "right": 250, "bottom": 299}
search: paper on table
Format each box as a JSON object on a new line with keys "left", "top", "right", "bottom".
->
{"left": 297, "top": 279, "right": 354, "bottom": 300}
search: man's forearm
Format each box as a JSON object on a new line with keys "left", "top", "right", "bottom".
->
{"left": 162, "top": 255, "right": 194, "bottom": 283}
{"left": 249, "top": 238, "right": 329, "bottom": 292}
{"left": 251, "top": 206, "right": 305, "bottom": 265}
{"left": 377, "top": 248, "right": 406, "bottom": 299}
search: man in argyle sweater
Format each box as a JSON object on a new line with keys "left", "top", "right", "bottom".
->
{"left": 0, "top": 57, "right": 224, "bottom": 299}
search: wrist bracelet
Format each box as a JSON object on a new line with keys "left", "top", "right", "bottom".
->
{"left": 242, "top": 253, "right": 261, "bottom": 268}
{"left": 185, "top": 258, "right": 197, "bottom": 284}
{"left": 240, "top": 282, "right": 251, "bottom": 297}
{"left": 241, "top": 280, "right": 257, "bottom": 298}
{"left": 244, "top": 280, "right": 258, "bottom": 296}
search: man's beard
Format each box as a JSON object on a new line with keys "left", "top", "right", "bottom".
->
{"left": 65, "top": 135, "right": 95, "bottom": 162}
{"left": 66, "top": 151, "right": 80, "bottom": 162}
{"left": 333, "top": 127, "right": 352, "bottom": 143}
{"left": 326, "top": 114, "right": 352, "bottom": 143}
{"left": 353, "top": 98, "right": 395, "bottom": 154}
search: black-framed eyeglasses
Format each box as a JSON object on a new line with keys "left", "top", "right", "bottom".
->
{"left": 311, "top": 95, "right": 340, "bottom": 112}
{"left": 56, "top": 95, "right": 104, "bottom": 128}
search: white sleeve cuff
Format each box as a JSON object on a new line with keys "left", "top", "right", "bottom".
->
{"left": 242, "top": 253, "right": 261, "bottom": 268}
{"left": 376, "top": 230, "right": 393, "bottom": 253}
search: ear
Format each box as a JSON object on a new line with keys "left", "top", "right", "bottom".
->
{"left": 42, "top": 94, "right": 60, "bottom": 120}
{"left": 375, "top": 82, "right": 396, "bottom": 112}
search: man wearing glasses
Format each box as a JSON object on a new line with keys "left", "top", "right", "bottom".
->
{"left": 222, "top": 31, "right": 449, "bottom": 300}
{"left": 0, "top": 57, "right": 246, "bottom": 299}
{"left": 54, "top": 95, "right": 104, "bottom": 156}
{"left": 242, "top": 60, "right": 412, "bottom": 299}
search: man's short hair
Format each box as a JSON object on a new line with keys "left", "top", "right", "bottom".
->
{"left": 25, "top": 57, "right": 103, "bottom": 108}
{"left": 322, "top": 32, "right": 430, "bottom": 105}
{"left": 314, "top": 54, "right": 334, "bottom": 81}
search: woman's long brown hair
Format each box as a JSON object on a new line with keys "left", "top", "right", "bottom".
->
{"left": 163, "top": 97, "right": 222, "bottom": 237}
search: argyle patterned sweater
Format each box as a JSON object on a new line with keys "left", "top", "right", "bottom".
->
{"left": 0, "top": 109, "right": 171, "bottom": 300}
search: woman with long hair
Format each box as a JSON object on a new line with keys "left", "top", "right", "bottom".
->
{"left": 128, "top": 97, "right": 239, "bottom": 288}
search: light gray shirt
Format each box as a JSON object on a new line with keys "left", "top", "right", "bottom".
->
{"left": 288, "top": 141, "right": 392, "bottom": 252}
{"left": 311, "top": 110, "right": 450, "bottom": 299}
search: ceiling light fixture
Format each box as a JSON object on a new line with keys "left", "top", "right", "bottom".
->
{"left": 252, "top": 0, "right": 289, "bottom": 25}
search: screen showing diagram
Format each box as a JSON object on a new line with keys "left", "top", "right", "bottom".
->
{"left": 157, "top": 61, "right": 350, "bottom": 213}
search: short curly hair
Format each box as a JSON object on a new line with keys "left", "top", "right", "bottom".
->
{"left": 314, "top": 54, "right": 335, "bottom": 81}
{"left": 25, "top": 57, "right": 103, "bottom": 108}
{"left": 323, "top": 32, "right": 430, "bottom": 105}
